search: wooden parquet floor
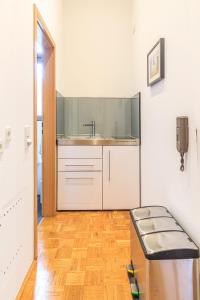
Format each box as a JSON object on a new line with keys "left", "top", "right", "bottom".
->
{"left": 18, "top": 211, "right": 132, "bottom": 300}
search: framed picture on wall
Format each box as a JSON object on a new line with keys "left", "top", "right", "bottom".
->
{"left": 147, "top": 38, "right": 165, "bottom": 86}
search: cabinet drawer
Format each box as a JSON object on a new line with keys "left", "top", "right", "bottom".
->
{"left": 58, "top": 146, "right": 102, "bottom": 159}
{"left": 58, "top": 158, "right": 102, "bottom": 171}
{"left": 57, "top": 172, "right": 102, "bottom": 210}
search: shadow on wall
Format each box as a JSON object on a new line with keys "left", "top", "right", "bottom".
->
{"left": 150, "top": 80, "right": 165, "bottom": 98}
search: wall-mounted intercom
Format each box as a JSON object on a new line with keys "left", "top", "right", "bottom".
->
{"left": 176, "top": 116, "right": 189, "bottom": 172}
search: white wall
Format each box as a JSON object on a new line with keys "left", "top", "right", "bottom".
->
{"left": 132, "top": 0, "right": 200, "bottom": 245}
{"left": 0, "top": 1, "right": 64, "bottom": 299}
{"left": 63, "top": 0, "right": 134, "bottom": 97}
{"left": 35, "top": 0, "right": 64, "bottom": 94}
{"left": 0, "top": 1, "right": 34, "bottom": 299}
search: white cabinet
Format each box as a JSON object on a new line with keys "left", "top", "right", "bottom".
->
{"left": 103, "top": 146, "right": 140, "bottom": 210}
{"left": 57, "top": 146, "right": 102, "bottom": 210}
{"left": 58, "top": 172, "right": 102, "bottom": 210}
{"left": 57, "top": 145, "right": 140, "bottom": 211}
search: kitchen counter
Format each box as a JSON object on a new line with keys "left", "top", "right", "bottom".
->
{"left": 57, "top": 137, "right": 140, "bottom": 146}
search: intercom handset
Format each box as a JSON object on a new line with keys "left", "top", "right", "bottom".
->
{"left": 176, "top": 117, "right": 189, "bottom": 172}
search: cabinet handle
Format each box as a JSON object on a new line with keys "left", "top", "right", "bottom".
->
{"left": 109, "top": 150, "right": 111, "bottom": 181}
{"left": 65, "top": 177, "right": 94, "bottom": 180}
{"left": 65, "top": 164, "right": 94, "bottom": 167}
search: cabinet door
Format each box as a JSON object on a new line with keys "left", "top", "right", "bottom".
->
{"left": 57, "top": 172, "right": 102, "bottom": 210}
{"left": 103, "top": 146, "right": 140, "bottom": 210}
{"left": 58, "top": 158, "right": 102, "bottom": 172}
{"left": 58, "top": 146, "right": 102, "bottom": 159}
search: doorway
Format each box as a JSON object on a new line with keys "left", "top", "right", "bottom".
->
{"left": 33, "top": 5, "right": 56, "bottom": 258}
{"left": 37, "top": 49, "right": 43, "bottom": 223}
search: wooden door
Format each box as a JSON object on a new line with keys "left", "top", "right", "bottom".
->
{"left": 34, "top": 5, "right": 56, "bottom": 258}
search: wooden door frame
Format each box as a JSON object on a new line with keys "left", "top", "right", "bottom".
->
{"left": 33, "top": 5, "right": 56, "bottom": 258}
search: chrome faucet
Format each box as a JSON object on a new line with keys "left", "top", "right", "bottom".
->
{"left": 83, "top": 121, "right": 96, "bottom": 137}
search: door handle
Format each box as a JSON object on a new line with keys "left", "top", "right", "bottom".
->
{"left": 109, "top": 150, "right": 111, "bottom": 181}
{"left": 65, "top": 164, "right": 94, "bottom": 167}
{"left": 65, "top": 177, "right": 94, "bottom": 180}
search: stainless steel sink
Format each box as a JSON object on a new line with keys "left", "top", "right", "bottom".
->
{"left": 92, "top": 137, "right": 106, "bottom": 140}
{"left": 67, "top": 135, "right": 90, "bottom": 140}
{"left": 57, "top": 137, "right": 139, "bottom": 146}
{"left": 66, "top": 134, "right": 104, "bottom": 140}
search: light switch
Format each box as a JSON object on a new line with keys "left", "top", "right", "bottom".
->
{"left": 24, "top": 125, "right": 30, "bottom": 139}
{"left": 24, "top": 125, "right": 32, "bottom": 148}
{"left": 5, "top": 127, "right": 12, "bottom": 142}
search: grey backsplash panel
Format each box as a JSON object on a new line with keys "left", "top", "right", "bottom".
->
{"left": 56, "top": 96, "right": 140, "bottom": 139}
{"left": 56, "top": 92, "right": 65, "bottom": 137}
{"left": 131, "top": 94, "right": 140, "bottom": 138}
